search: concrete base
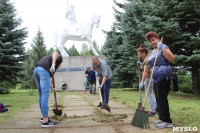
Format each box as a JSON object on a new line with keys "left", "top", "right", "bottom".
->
{"left": 54, "top": 56, "right": 106, "bottom": 91}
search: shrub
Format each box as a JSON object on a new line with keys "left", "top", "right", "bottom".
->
{"left": 0, "top": 87, "right": 9, "bottom": 94}
{"left": 178, "top": 75, "right": 192, "bottom": 94}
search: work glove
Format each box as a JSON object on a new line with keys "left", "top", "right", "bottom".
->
{"left": 139, "top": 82, "right": 144, "bottom": 90}
{"left": 137, "top": 62, "right": 142, "bottom": 66}
{"left": 157, "top": 42, "right": 165, "bottom": 50}
{"left": 49, "top": 64, "right": 55, "bottom": 74}
{"left": 50, "top": 85, "right": 55, "bottom": 92}
{"left": 98, "top": 84, "right": 103, "bottom": 89}
{"left": 95, "top": 72, "right": 98, "bottom": 77}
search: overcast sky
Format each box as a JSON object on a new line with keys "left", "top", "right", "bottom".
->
{"left": 10, "top": 0, "right": 124, "bottom": 52}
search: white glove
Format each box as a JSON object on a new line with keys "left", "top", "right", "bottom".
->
{"left": 49, "top": 64, "right": 55, "bottom": 74}
{"left": 139, "top": 82, "right": 144, "bottom": 90}
{"left": 95, "top": 72, "right": 98, "bottom": 77}
{"left": 157, "top": 42, "right": 165, "bottom": 50}
{"left": 98, "top": 84, "right": 103, "bottom": 89}
{"left": 50, "top": 85, "right": 55, "bottom": 92}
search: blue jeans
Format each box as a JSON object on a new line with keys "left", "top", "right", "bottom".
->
{"left": 85, "top": 77, "right": 89, "bottom": 92}
{"left": 33, "top": 66, "right": 50, "bottom": 117}
{"left": 99, "top": 78, "right": 112, "bottom": 104}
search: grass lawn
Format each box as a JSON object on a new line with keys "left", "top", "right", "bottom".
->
{"left": 0, "top": 91, "right": 38, "bottom": 124}
{"left": 110, "top": 88, "right": 200, "bottom": 129}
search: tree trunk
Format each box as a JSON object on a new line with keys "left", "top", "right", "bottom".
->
{"left": 191, "top": 65, "right": 200, "bottom": 96}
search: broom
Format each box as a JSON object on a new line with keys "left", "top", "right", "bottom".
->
{"left": 137, "top": 54, "right": 143, "bottom": 110}
{"left": 131, "top": 37, "right": 163, "bottom": 129}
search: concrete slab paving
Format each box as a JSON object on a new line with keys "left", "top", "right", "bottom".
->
{"left": 0, "top": 92, "right": 172, "bottom": 133}
{"left": 62, "top": 110, "right": 94, "bottom": 117}
{"left": 0, "top": 129, "right": 50, "bottom": 133}
{"left": 62, "top": 106, "right": 93, "bottom": 111}
{"left": 54, "top": 126, "right": 116, "bottom": 133}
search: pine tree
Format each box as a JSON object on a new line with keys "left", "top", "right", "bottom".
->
{"left": 47, "top": 47, "right": 55, "bottom": 55}
{"left": 23, "top": 30, "right": 48, "bottom": 89}
{"left": 88, "top": 40, "right": 100, "bottom": 56}
{"left": 0, "top": 0, "right": 28, "bottom": 83}
{"left": 67, "top": 45, "right": 80, "bottom": 56}
{"left": 105, "top": 0, "right": 200, "bottom": 95}
{"left": 141, "top": 0, "right": 200, "bottom": 95}
{"left": 80, "top": 43, "right": 90, "bottom": 56}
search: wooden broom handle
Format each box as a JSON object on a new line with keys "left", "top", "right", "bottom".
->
{"left": 143, "top": 37, "right": 163, "bottom": 107}
{"left": 138, "top": 55, "right": 142, "bottom": 103}
{"left": 52, "top": 74, "right": 58, "bottom": 109}
{"left": 97, "top": 77, "right": 103, "bottom": 102}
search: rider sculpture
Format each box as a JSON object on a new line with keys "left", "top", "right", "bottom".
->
{"left": 55, "top": 4, "right": 101, "bottom": 57}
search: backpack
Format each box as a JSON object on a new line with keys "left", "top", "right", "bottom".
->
{"left": 0, "top": 103, "right": 8, "bottom": 113}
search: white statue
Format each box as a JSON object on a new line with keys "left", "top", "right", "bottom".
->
{"left": 66, "top": 5, "right": 76, "bottom": 24}
{"left": 54, "top": 4, "right": 101, "bottom": 57}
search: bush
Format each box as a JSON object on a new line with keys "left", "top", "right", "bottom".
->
{"left": 178, "top": 75, "right": 192, "bottom": 93}
{"left": 0, "top": 87, "right": 9, "bottom": 94}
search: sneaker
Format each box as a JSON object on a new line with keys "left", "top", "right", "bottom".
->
{"left": 97, "top": 102, "right": 102, "bottom": 107}
{"left": 40, "top": 118, "right": 43, "bottom": 122}
{"left": 156, "top": 122, "right": 173, "bottom": 128}
{"left": 154, "top": 120, "right": 163, "bottom": 125}
{"left": 41, "top": 120, "right": 58, "bottom": 127}
{"left": 148, "top": 111, "right": 156, "bottom": 117}
{"left": 101, "top": 106, "right": 104, "bottom": 109}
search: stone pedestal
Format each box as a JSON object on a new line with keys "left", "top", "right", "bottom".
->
{"left": 54, "top": 56, "right": 106, "bottom": 91}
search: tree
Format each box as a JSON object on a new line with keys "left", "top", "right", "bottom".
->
{"left": 104, "top": 0, "right": 200, "bottom": 95}
{"left": 80, "top": 41, "right": 100, "bottom": 56}
{"left": 23, "top": 30, "right": 48, "bottom": 89}
{"left": 88, "top": 40, "right": 100, "bottom": 55}
{"left": 47, "top": 47, "right": 55, "bottom": 55}
{"left": 140, "top": 0, "right": 200, "bottom": 95}
{"left": 80, "top": 43, "right": 90, "bottom": 56}
{"left": 0, "top": 0, "right": 28, "bottom": 83}
{"left": 67, "top": 45, "right": 80, "bottom": 56}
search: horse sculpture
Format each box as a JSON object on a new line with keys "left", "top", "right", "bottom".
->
{"left": 54, "top": 15, "right": 101, "bottom": 56}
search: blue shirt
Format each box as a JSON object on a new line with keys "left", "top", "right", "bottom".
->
{"left": 148, "top": 44, "right": 172, "bottom": 83}
{"left": 88, "top": 70, "right": 96, "bottom": 81}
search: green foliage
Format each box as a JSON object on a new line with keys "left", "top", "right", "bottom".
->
{"left": 80, "top": 41, "right": 100, "bottom": 56}
{"left": 103, "top": 0, "right": 200, "bottom": 94}
{"left": 23, "top": 30, "right": 48, "bottom": 89}
{"left": 0, "top": 0, "right": 28, "bottom": 82}
{"left": 67, "top": 45, "right": 80, "bottom": 56}
{"left": 47, "top": 47, "right": 55, "bottom": 55}
{"left": 0, "top": 87, "right": 9, "bottom": 94}
{"left": 178, "top": 75, "right": 192, "bottom": 94}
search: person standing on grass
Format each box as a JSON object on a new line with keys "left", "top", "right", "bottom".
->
{"left": 33, "top": 51, "right": 62, "bottom": 127}
{"left": 92, "top": 58, "right": 112, "bottom": 109}
{"left": 137, "top": 44, "right": 157, "bottom": 117}
{"left": 145, "top": 31, "right": 175, "bottom": 128}
{"left": 88, "top": 68, "right": 96, "bottom": 94}
{"left": 172, "top": 71, "right": 179, "bottom": 92}
{"left": 84, "top": 67, "right": 90, "bottom": 94}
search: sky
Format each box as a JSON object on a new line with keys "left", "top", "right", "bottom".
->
{"left": 10, "top": 0, "right": 124, "bottom": 52}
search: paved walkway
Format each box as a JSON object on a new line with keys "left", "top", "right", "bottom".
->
{"left": 0, "top": 92, "right": 172, "bottom": 133}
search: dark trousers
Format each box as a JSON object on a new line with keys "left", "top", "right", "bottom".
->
{"left": 172, "top": 80, "right": 178, "bottom": 92}
{"left": 99, "top": 78, "right": 112, "bottom": 104}
{"left": 154, "top": 78, "right": 172, "bottom": 123}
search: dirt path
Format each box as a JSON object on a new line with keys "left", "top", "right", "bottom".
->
{"left": 0, "top": 92, "right": 172, "bottom": 133}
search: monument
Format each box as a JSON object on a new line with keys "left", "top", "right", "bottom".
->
{"left": 54, "top": 2, "right": 101, "bottom": 56}
{"left": 54, "top": 56, "right": 106, "bottom": 91}
{"left": 54, "top": 1, "right": 105, "bottom": 91}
